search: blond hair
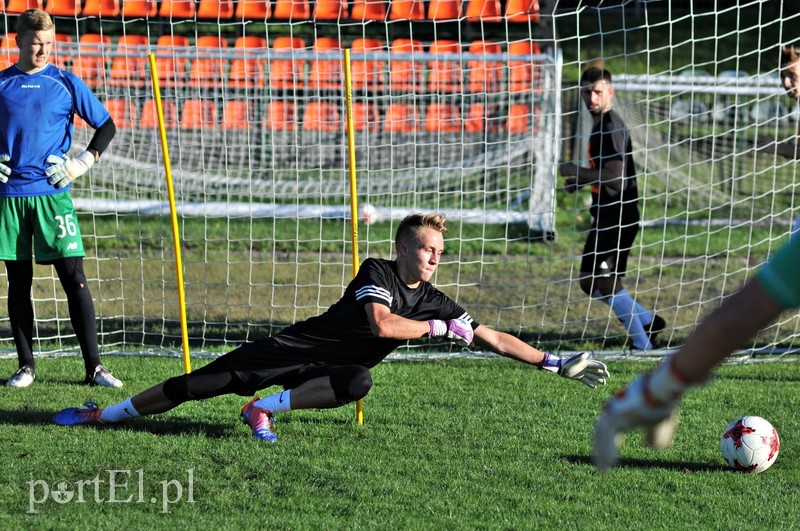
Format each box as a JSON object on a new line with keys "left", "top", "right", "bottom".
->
{"left": 395, "top": 213, "right": 448, "bottom": 247}
{"left": 16, "top": 9, "right": 54, "bottom": 37}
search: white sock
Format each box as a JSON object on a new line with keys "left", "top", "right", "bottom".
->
{"left": 254, "top": 390, "right": 292, "bottom": 414}
{"left": 595, "top": 289, "right": 653, "bottom": 350}
{"left": 99, "top": 398, "right": 140, "bottom": 423}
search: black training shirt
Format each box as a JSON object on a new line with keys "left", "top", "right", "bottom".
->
{"left": 272, "top": 258, "right": 476, "bottom": 367}
{"left": 587, "top": 109, "right": 641, "bottom": 228}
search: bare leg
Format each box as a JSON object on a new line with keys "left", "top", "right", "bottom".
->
{"left": 288, "top": 376, "right": 340, "bottom": 410}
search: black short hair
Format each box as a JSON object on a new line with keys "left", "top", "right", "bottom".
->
{"left": 580, "top": 67, "right": 613, "bottom": 86}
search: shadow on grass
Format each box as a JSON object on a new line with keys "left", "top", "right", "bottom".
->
{"left": 0, "top": 408, "right": 237, "bottom": 439}
{"left": 564, "top": 454, "right": 726, "bottom": 473}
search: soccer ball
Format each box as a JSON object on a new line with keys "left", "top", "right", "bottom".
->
{"left": 720, "top": 416, "right": 780, "bottom": 473}
{"left": 360, "top": 203, "right": 379, "bottom": 225}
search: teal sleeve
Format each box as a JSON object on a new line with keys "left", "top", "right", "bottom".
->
{"left": 756, "top": 236, "right": 800, "bottom": 310}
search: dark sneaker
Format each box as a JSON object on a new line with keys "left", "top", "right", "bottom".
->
{"left": 241, "top": 397, "right": 278, "bottom": 443}
{"left": 6, "top": 365, "right": 35, "bottom": 388}
{"left": 86, "top": 365, "right": 123, "bottom": 388}
{"left": 645, "top": 315, "right": 667, "bottom": 345}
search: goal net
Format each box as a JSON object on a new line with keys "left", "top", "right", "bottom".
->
{"left": 0, "top": 0, "right": 797, "bottom": 361}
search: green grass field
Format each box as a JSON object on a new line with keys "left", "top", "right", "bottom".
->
{"left": 2, "top": 356, "right": 799, "bottom": 528}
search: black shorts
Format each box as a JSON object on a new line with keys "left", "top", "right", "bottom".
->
{"left": 580, "top": 222, "right": 640, "bottom": 277}
{"left": 191, "top": 337, "right": 353, "bottom": 396}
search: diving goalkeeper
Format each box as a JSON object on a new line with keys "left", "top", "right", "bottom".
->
{"left": 55, "top": 213, "right": 609, "bottom": 442}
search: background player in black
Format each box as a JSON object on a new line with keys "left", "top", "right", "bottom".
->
{"left": 560, "top": 67, "right": 665, "bottom": 351}
{"left": 55, "top": 213, "right": 609, "bottom": 442}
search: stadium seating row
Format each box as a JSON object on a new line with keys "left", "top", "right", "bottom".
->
{"left": 78, "top": 97, "right": 538, "bottom": 133}
{"left": 3, "top": 0, "right": 539, "bottom": 22}
{"left": 0, "top": 32, "right": 543, "bottom": 93}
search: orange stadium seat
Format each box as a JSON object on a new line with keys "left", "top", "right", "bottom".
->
{"left": 269, "top": 36, "right": 305, "bottom": 90}
{"left": 5, "top": 0, "right": 42, "bottom": 13}
{"left": 507, "top": 103, "right": 530, "bottom": 133}
{"left": 105, "top": 98, "right": 138, "bottom": 129}
{"left": 308, "top": 37, "right": 342, "bottom": 90}
{"left": 302, "top": 101, "right": 340, "bottom": 132}
{"left": 464, "top": 103, "right": 485, "bottom": 133}
{"left": 508, "top": 39, "right": 541, "bottom": 93}
{"left": 221, "top": 100, "right": 254, "bottom": 129}
{"left": 45, "top": 0, "right": 80, "bottom": 16}
{"left": 81, "top": 0, "right": 120, "bottom": 16}
{"left": 229, "top": 36, "right": 266, "bottom": 89}
{"left": 388, "top": 0, "right": 423, "bottom": 20}
{"left": 467, "top": 40, "right": 502, "bottom": 93}
{"left": 384, "top": 103, "right": 419, "bottom": 133}
{"left": 0, "top": 33, "right": 17, "bottom": 70}
{"left": 71, "top": 33, "right": 111, "bottom": 89}
{"left": 313, "top": 0, "right": 347, "bottom": 20}
{"left": 273, "top": 0, "right": 310, "bottom": 20}
{"left": 158, "top": 0, "right": 196, "bottom": 18}
{"left": 505, "top": 0, "right": 539, "bottom": 23}
{"left": 50, "top": 33, "right": 72, "bottom": 70}
{"left": 109, "top": 34, "right": 149, "bottom": 88}
{"left": 351, "top": 0, "right": 385, "bottom": 21}
{"left": 189, "top": 36, "right": 228, "bottom": 90}
{"left": 350, "top": 38, "right": 384, "bottom": 91}
{"left": 351, "top": 101, "right": 379, "bottom": 132}
{"left": 121, "top": 0, "right": 157, "bottom": 18}
{"left": 425, "top": 102, "right": 461, "bottom": 132}
{"left": 465, "top": 0, "right": 500, "bottom": 21}
{"left": 428, "top": 40, "right": 462, "bottom": 94}
{"left": 155, "top": 35, "right": 190, "bottom": 88}
{"left": 388, "top": 38, "right": 423, "bottom": 92}
{"left": 427, "top": 0, "right": 460, "bottom": 21}
{"left": 180, "top": 99, "right": 218, "bottom": 129}
{"left": 235, "top": 0, "right": 271, "bottom": 20}
{"left": 264, "top": 100, "right": 296, "bottom": 131}
{"left": 197, "top": 0, "right": 234, "bottom": 18}
{"left": 139, "top": 98, "right": 178, "bottom": 128}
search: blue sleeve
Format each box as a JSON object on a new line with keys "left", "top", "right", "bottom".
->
{"left": 63, "top": 71, "right": 110, "bottom": 129}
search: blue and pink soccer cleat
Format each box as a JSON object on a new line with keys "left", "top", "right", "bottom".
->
{"left": 53, "top": 400, "right": 105, "bottom": 426}
{"left": 241, "top": 397, "right": 278, "bottom": 443}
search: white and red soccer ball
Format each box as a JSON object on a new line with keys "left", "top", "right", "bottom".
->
{"left": 360, "top": 203, "right": 379, "bottom": 225}
{"left": 720, "top": 416, "right": 780, "bottom": 473}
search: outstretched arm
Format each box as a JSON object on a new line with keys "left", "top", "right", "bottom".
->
{"left": 473, "top": 325, "right": 609, "bottom": 388}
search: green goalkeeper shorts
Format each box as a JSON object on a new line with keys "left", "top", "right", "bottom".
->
{"left": 0, "top": 193, "right": 85, "bottom": 263}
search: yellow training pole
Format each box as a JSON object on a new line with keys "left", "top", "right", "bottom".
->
{"left": 148, "top": 54, "right": 192, "bottom": 374}
{"left": 343, "top": 49, "right": 364, "bottom": 425}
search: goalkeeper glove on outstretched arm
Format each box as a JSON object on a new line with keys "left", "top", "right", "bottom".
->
{"left": 0, "top": 154, "right": 11, "bottom": 183}
{"left": 429, "top": 318, "right": 474, "bottom": 347}
{"left": 593, "top": 357, "right": 695, "bottom": 473}
{"left": 45, "top": 151, "right": 96, "bottom": 188}
{"left": 540, "top": 351, "right": 609, "bottom": 389}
